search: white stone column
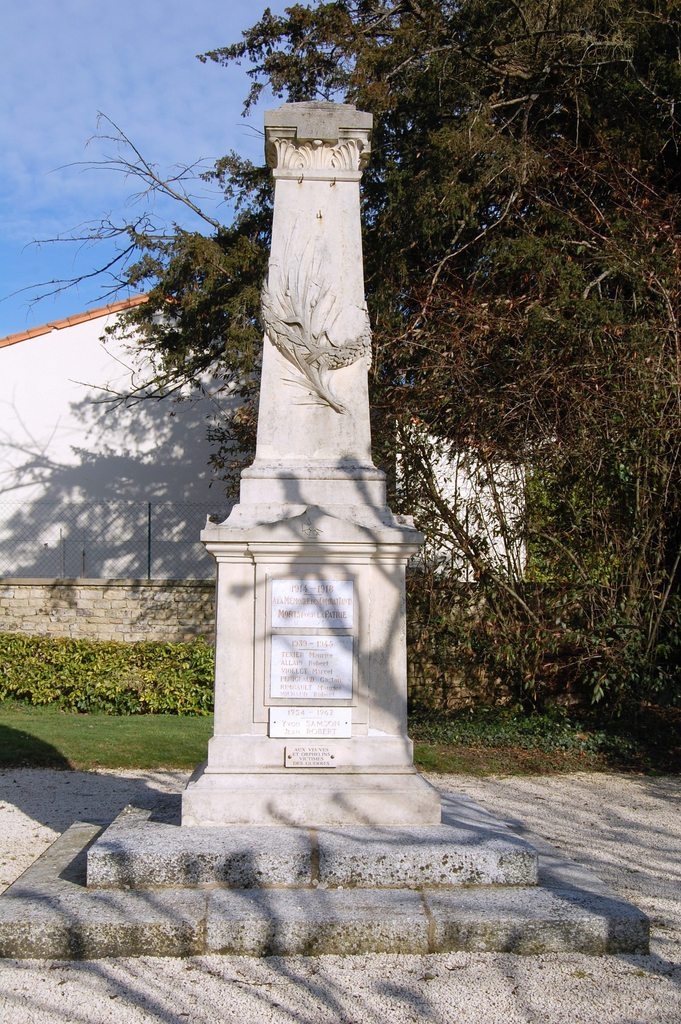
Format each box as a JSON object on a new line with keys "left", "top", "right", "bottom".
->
{"left": 240, "top": 101, "right": 385, "bottom": 510}
{"left": 182, "top": 103, "right": 440, "bottom": 827}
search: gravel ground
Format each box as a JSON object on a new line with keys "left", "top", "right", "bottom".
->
{"left": 0, "top": 768, "right": 679, "bottom": 1023}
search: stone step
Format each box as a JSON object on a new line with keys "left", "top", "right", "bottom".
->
{"left": 86, "top": 801, "right": 538, "bottom": 890}
{"left": 0, "top": 798, "right": 649, "bottom": 960}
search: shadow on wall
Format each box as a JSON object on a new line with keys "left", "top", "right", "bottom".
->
{"left": 0, "top": 390, "right": 234, "bottom": 579}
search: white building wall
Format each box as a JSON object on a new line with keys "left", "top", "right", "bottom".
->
{"left": 0, "top": 311, "right": 231, "bottom": 578}
{"left": 398, "top": 435, "right": 526, "bottom": 581}
{"left": 424, "top": 448, "right": 526, "bottom": 581}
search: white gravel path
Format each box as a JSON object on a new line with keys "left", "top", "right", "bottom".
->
{"left": 0, "top": 768, "right": 679, "bottom": 1023}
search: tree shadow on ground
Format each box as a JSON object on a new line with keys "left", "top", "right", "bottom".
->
{"left": 0, "top": 724, "right": 72, "bottom": 769}
{"left": 0, "top": 760, "right": 187, "bottom": 833}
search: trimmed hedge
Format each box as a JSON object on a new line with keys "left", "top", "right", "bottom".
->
{"left": 0, "top": 633, "right": 214, "bottom": 715}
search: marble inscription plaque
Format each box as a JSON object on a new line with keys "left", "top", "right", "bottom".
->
{"left": 285, "top": 745, "right": 336, "bottom": 768}
{"left": 270, "top": 634, "right": 353, "bottom": 700}
{"left": 271, "top": 579, "right": 353, "bottom": 629}
{"left": 269, "top": 706, "right": 352, "bottom": 738}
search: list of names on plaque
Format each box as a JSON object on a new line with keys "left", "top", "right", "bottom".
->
{"left": 270, "top": 634, "right": 353, "bottom": 700}
{"left": 269, "top": 706, "right": 352, "bottom": 738}
{"left": 271, "top": 579, "right": 353, "bottom": 629}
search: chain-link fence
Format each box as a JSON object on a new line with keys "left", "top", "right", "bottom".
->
{"left": 0, "top": 500, "right": 231, "bottom": 579}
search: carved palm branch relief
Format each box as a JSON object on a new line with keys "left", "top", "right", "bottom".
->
{"left": 261, "top": 237, "right": 371, "bottom": 413}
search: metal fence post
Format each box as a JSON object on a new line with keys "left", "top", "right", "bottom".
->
{"left": 147, "top": 502, "right": 152, "bottom": 580}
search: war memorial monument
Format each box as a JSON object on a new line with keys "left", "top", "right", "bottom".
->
{"left": 182, "top": 100, "right": 441, "bottom": 828}
{"left": 0, "top": 103, "right": 648, "bottom": 958}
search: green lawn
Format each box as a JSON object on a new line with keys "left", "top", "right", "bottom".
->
{"left": 0, "top": 702, "right": 214, "bottom": 770}
{"left": 0, "top": 701, "right": 677, "bottom": 774}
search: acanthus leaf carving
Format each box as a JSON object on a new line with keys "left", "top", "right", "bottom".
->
{"left": 268, "top": 137, "right": 367, "bottom": 173}
{"left": 261, "top": 238, "right": 372, "bottom": 414}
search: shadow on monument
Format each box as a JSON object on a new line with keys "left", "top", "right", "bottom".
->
{"left": 205, "top": 461, "right": 421, "bottom": 826}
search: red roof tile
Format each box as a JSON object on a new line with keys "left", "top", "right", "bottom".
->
{"left": 0, "top": 295, "right": 148, "bottom": 350}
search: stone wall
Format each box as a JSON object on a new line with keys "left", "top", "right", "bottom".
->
{"left": 0, "top": 579, "right": 215, "bottom": 643}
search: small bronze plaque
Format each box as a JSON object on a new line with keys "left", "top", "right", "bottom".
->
{"left": 285, "top": 745, "right": 337, "bottom": 768}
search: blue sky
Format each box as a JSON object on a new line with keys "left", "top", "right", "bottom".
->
{"left": 0, "top": 0, "right": 291, "bottom": 337}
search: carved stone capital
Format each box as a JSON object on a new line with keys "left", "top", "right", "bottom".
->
{"left": 266, "top": 136, "right": 370, "bottom": 176}
{"left": 264, "top": 101, "right": 372, "bottom": 180}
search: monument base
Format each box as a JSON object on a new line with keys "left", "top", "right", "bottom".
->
{"left": 182, "top": 765, "right": 442, "bottom": 826}
{"left": 0, "top": 792, "right": 649, "bottom": 959}
{"left": 195, "top": 504, "right": 432, "bottom": 827}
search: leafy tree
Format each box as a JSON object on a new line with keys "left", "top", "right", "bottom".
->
{"left": 98, "top": 1, "right": 681, "bottom": 714}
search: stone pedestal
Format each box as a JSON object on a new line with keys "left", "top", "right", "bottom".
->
{"left": 182, "top": 102, "right": 440, "bottom": 826}
{"left": 182, "top": 507, "right": 440, "bottom": 826}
